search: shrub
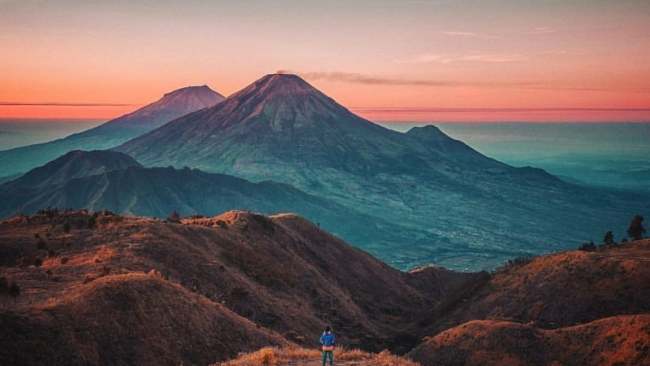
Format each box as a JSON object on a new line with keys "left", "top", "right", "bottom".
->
{"left": 167, "top": 210, "right": 181, "bottom": 223}
{"left": 504, "top": 256, "right": 533, "bottom": 269}
{"left": 579, "top": 241, "right": 596, "bottom": 251}
{"left": 627, "top": 215, "right": 646, "bottom": 240}
{"left": 87, "top": 216, "right": 97, "bottom": 229}
{"left": 33, "top": 258, "right": 43, "bottom": 267}
{"left": 63, "top": 222, "right": 71, "bottom": 233}
{"left": 60, "top": 257, "right": 69, "bottom": 264}
{"left": 259, "top": 348, "right": 278, "bottom": 366}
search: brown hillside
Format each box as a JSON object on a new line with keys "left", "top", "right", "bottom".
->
{"left": 0, "top": 210, "right": 477, "bottom": 365}
{"left": 423, "top": 239, "right": 650, "bottom": 335}
{"left": 216, "top": 346, "right": 421, "bottom": 366}
{"left": 408, "top": 314, "right": 650, "bottom": 366}
{"left": 0, "top": 273, "right": 285, "bottom": 365}
{"left": 2, "top": 211, "right": 648, "bottom": 365}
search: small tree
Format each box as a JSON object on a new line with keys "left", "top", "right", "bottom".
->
{"left": 603, "top": 231, "right": 615, "bottom": 245}
{"left": 63, "top": 222, "right": 71, "bottom": 233}
{"left": 167, "top": 210, "right": 181, "bottom": 223}
{"left": 627, "top": 215, "right": 646, "bottom": 241}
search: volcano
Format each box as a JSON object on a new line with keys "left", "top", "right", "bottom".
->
{"left": 116, "top": 74, "right": 497, "bottom": 179}
{"left": 0, "top": 85, "right": 224, "bottom": 177}
{"left": 114, "top": 74, "right": 648, "bottom": 270}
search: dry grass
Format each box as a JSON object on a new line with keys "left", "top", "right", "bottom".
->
{"left": 215, "top": 346, "right": 421, "bottom": 366}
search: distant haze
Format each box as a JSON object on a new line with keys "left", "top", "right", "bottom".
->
{"left": 383, "top": 121, "right": 650, "bottom": 191}
{"left": 0, "top": 119, "right": 104, "bottom": 150}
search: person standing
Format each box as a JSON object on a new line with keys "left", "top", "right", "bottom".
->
{"left": 319, "top": 326, "right": 336, "bottom": 366}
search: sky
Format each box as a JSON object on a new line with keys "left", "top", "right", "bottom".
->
{"left": 1, "top": 0, "right": 650, "bottom": 122}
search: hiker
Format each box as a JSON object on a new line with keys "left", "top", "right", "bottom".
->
{"left": 320, "top": 326, "right": 336, "bottom": 366}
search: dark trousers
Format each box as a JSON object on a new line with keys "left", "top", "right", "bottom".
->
{"left": 322, "top": 350, "right": 334, "bottom": 366}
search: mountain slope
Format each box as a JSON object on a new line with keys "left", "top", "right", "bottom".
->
{"left": 0, "top": 151, "right": 412, "bottom": 252}
{"left": 0, "top": 210, "right": 479, "bottom": 365}
{"left": 407, "top": 239, "right": 650, "bottom": 365}
{"left": 0, "top": 85, "right": 224, "bottom": 177}
{"left": 408, "top": 315, "right": 650, "bottom": 366}
{"left": 419, "top": 239, "right": 650, "bottom": 337}
{"left": 115, "top": 73, "right": 649, "bottom": 270}
{"left": 0, "top": 273, "right": 287, "bottom": 366}
{"left": 116, "top": 74, "right": 504, "bottom": 178}
{"left": 1, "top": 212, "right": 648, "bottom": 365}
{"left": 2, "top": 150, "right": 141, "bottom": 189}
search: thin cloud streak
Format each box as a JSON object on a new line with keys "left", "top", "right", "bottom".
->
{"left": 440, "top": 27, "right": 556, "bottom": 39}
{"left": 441, "top": 31, "right": 500, "bottom": 39}
{"left": 0, "top": 102, "right": 133, "bottom": 107}
{"left": 300, "top": 71, "right": 541, "bottom": 88}
{"left": 296, "top": 71, "right": 634, "bottom": 92}
{"left": 394, "top": 53, "right": 528, "bottom": 64}
{"left": 527, "top": 27, "right": 557, "bottom": 35}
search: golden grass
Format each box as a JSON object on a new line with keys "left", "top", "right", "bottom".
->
{"left": 215, "top": 346, "right": 421, "bottom": 366}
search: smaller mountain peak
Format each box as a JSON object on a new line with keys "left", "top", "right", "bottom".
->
{"left": 162, "top": 85, "right": 223, "bottom": 99}
{"left": 8, "top": 150, "right": 141, "bottom": 189}
{"left": 144, "top": 85, "right": 225, "bottom": 112}
{"left": 408, "top": 125, "right": 442, "bottom": 133}
{"left": 406, "top": 125, "right": 447, "bottom": 140}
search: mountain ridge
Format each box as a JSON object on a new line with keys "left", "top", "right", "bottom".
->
{"left": 114, "top": 73, "right": 649, "bottom": 270}
{"left": 0, "top": 150, "right": 411, "bottom": 253}
{"left": 0, "top": 85, "right": 224, "bottom": 177}
{"left": 1, "top": 210, "right": 648, "bottom": 365}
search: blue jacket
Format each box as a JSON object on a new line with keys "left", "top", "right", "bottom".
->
{"left": 320, "top": 331, "right": 336, "bottom": 346}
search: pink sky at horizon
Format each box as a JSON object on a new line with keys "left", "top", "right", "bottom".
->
{"left": 1, "top": 0, "right": 649, "bottom": 122}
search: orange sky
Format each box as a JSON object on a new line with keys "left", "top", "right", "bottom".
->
{"left": 1, "top": 0, "right": 649, "bottom": 122}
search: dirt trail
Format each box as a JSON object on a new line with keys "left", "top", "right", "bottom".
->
{"left": 285, "top": 362, "right": 364, "bottom": 366}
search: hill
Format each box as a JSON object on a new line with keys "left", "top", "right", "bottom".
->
{"left": 406, "top": 238, "right": 650, "bottom": 365}
{"left": 0, "top": 210, "right": 479, "bottom": 365}
{"left": 1, "top": 211, "right": 648, "bottom": 365}
{"left": 1, "top": 150, "right": 141, "bottom": 190}
{"left": 115, "top": 73, "right": 649, "bottom": 270}
{"left": 0, "top": 151, "right": 410, "bottom": 252}
{"left": 0, "top": 85, "right": 224, "bottom": 178}
{"left": 408, "top": 315, "right": 649, "bottom": 366}
{"left": 0, "top": 273, "right": 286, "bottom": 365}
{"left": 419, "top": 239, "right": 650, "bottom": 336}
